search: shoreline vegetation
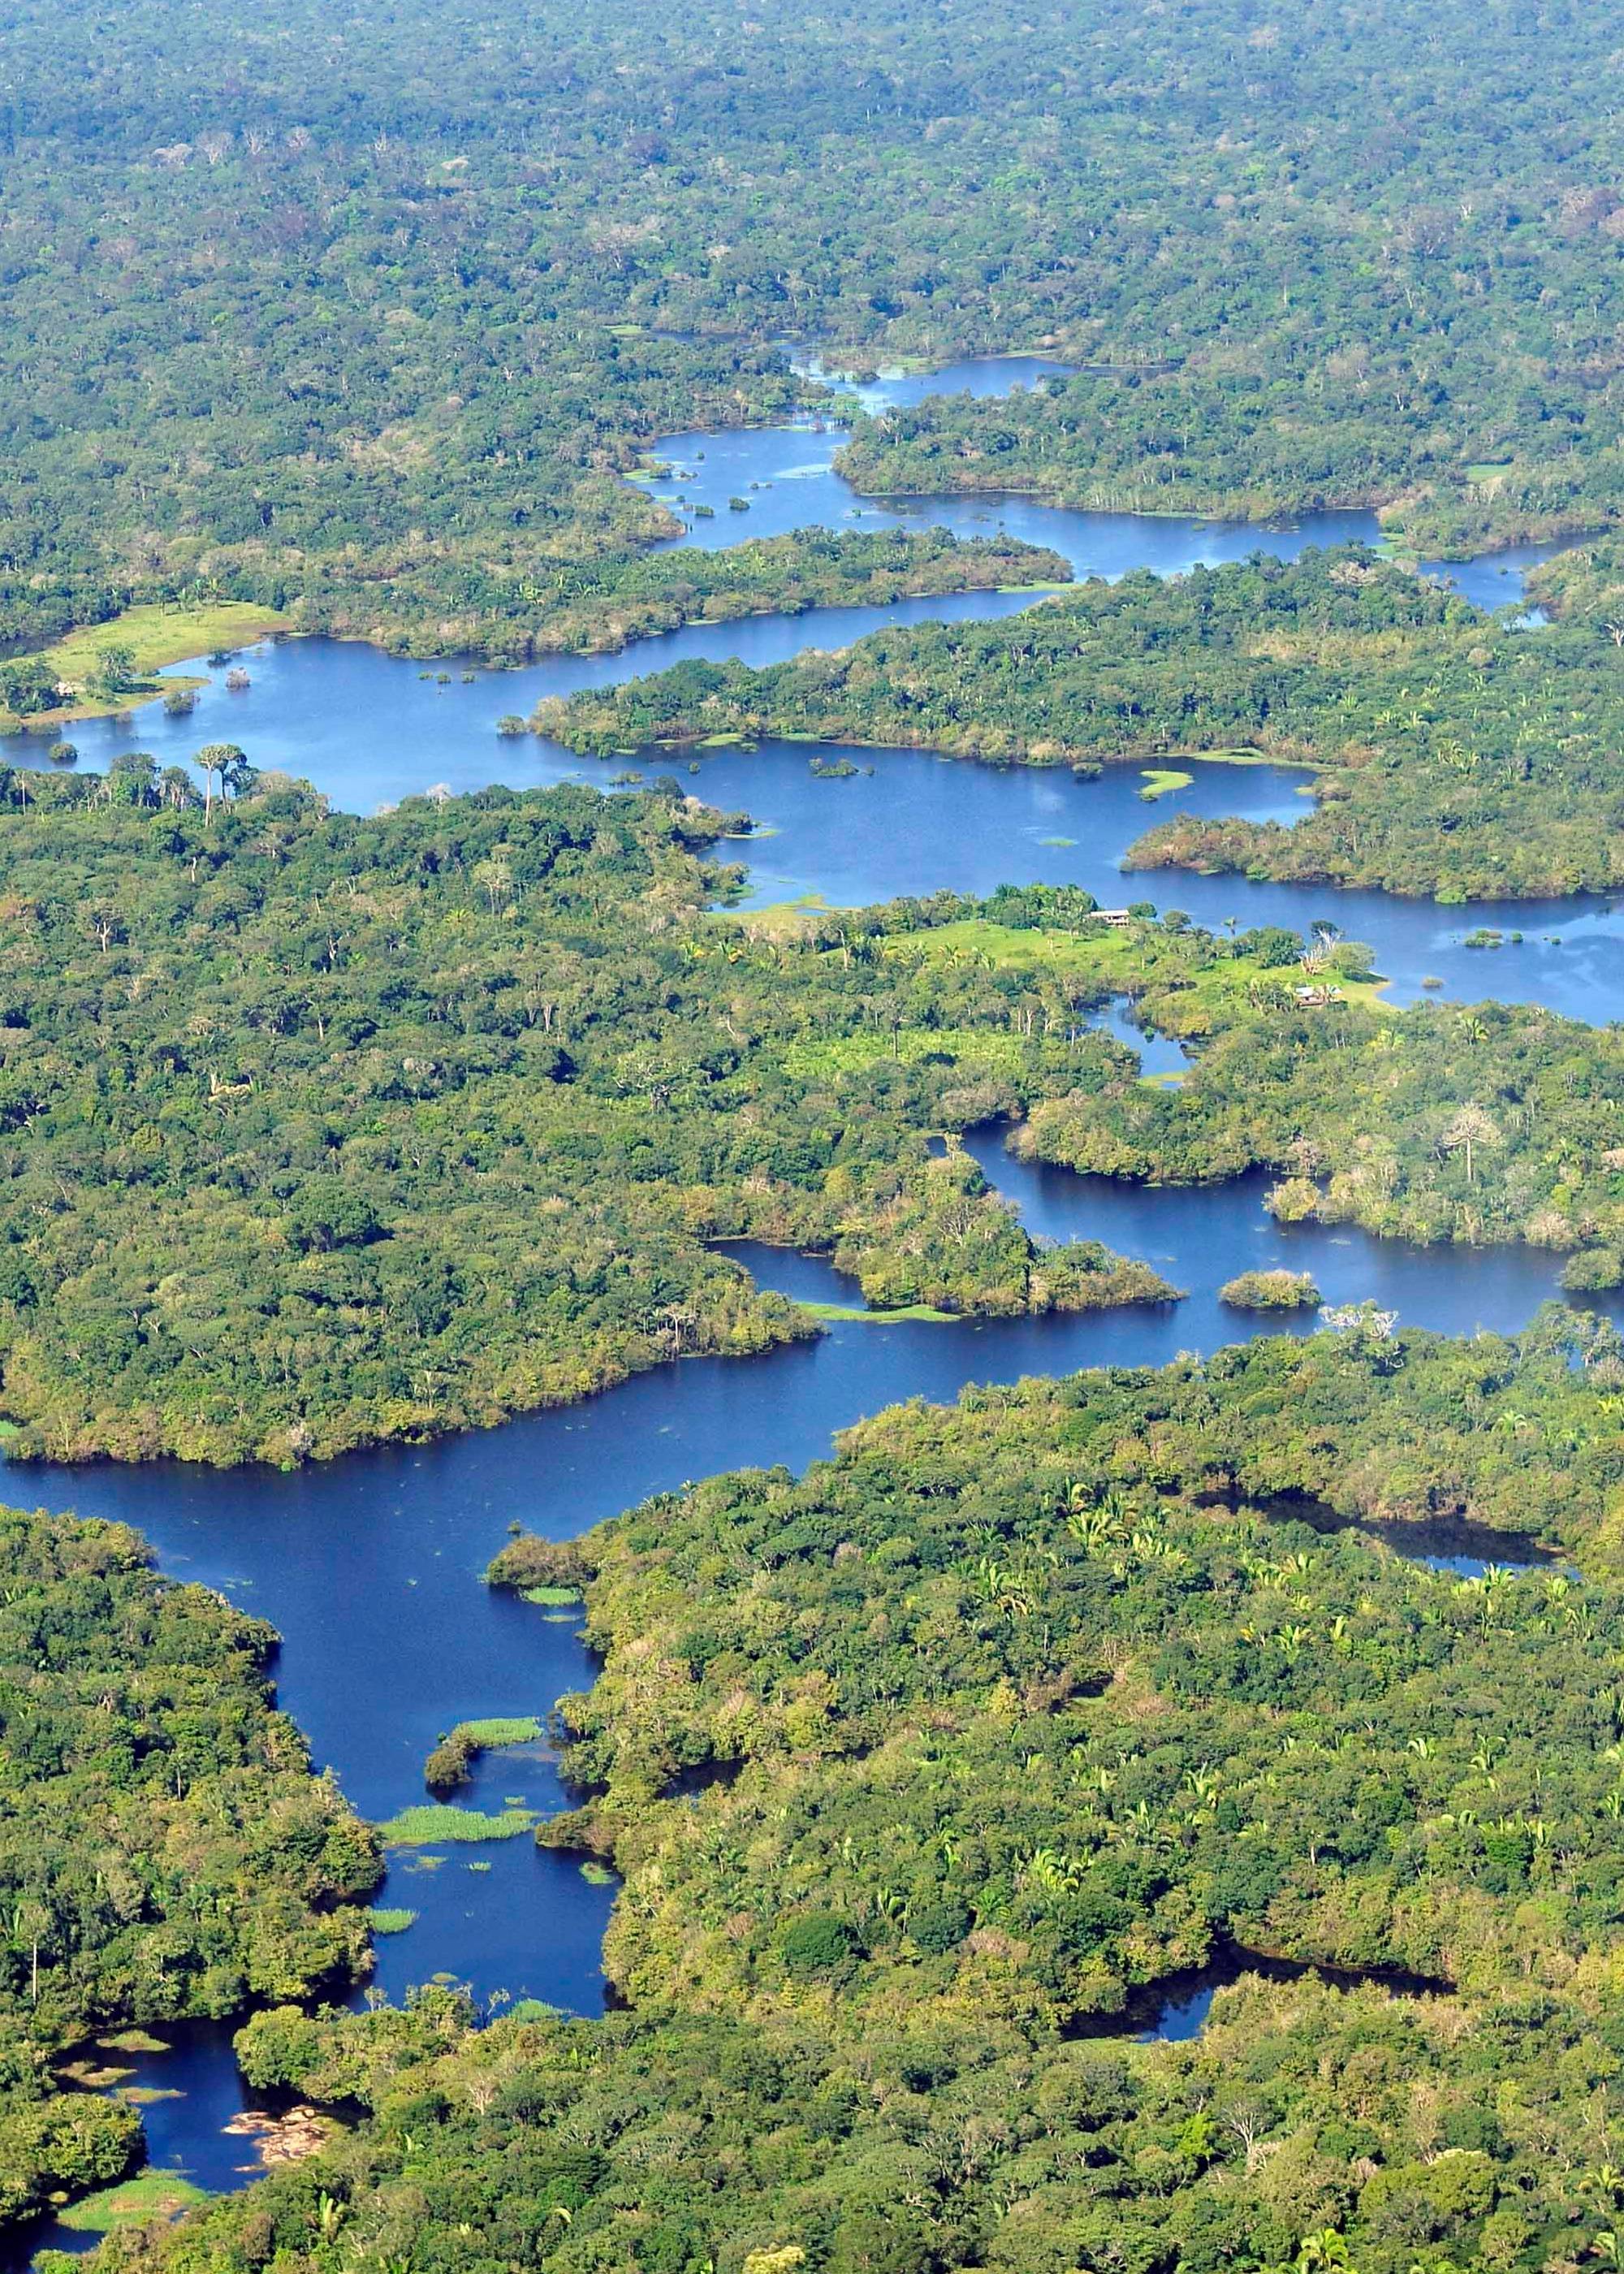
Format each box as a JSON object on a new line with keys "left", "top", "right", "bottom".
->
{"left": 538, "top": 547, "right": 1624, "bottom": 901}
{"left": 0, "top": 534, "right": 1074, "bottom": 730}
{"left": 5, "top": 769, "right": 1624, "bottom": 1466}
{"left": 0, "top": 1507, "right": 378, "bottom": 2241}
{"left": 0, "top": 777, "right": 1181, "bottom": 1467}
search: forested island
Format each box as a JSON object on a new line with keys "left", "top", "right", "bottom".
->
{"left": 539, "top": 547, "right": 1624, "bottom": 901}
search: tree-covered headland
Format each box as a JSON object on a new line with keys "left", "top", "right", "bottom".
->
{"left": 84, "top": 1318, "right": 1624, "bottom": 2274}
{"left": 542, "top": 548, "right": 1624, "bottom": 901}
{"left": 0, "top": 774, "right": 1173, "bottom": 1466}
{"left": 0, "top": 1507, "right": 378, "bottom": 2236}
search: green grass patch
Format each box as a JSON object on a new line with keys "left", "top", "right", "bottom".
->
{"left": 455, "top": 1715, "right": 546, "bottom": 1749}
{"left": 797, "top": 1299, "right": 956, "bottom": 1324}
{"left": 521, "top": 1585, "right": 582, "bottom": 1606}
{"left": 1138, "top": 767, "right": 1195, "bottom": 801}
{"left": 506, "top": 1998, "right": 558, "bottom": 2023}
{"left": 376, "top": 1805, "right": 538, "bottom": 1847}
{"left": 97, "top": 2030, "right": 168, "bottom": 2054}
{"left": 367, "top": 1906, "right": 419, "bottom": 1935}
{"left": 882, "top": 918, "right": 1391, "bottom": 1012}
{"left": 4, "top": 603, "right": 292, "bottom": 728}
{"left": 1175, "top": 746, "right": 1311, "bottom": 768}
{"left": 579, "top": 1860, "right": 618, "bottom": 1885}
{"left": 56, "top": 2172, "right": 210, "bottom": 2234}
{"left": 117, "top": 2086, "right": 184, "bottom": 2105}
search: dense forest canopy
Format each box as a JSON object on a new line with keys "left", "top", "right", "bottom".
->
{"left": 2, "top": 0, "right": 1623, "bottom": 659}
{"left": 12, "top": 4, "right": 1624, "bottom": 2268}
{"left": 0, "top": 775, "right": 1180, "bottom": 1466}
{"left": 0, "top": 1507, "right": 378, "bottom": 2234}
{"left": 87, "top": 1322, "right": 1624, "bottom": 2274}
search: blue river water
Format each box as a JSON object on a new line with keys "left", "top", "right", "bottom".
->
{"left": 2, "top": 353, "right": 1609, "bottom": 2256}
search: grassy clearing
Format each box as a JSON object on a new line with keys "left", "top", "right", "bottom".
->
{"left": 713, "top": 895, "right": 833, "bottom": 942}
{"left": 522, "top": 1584, "right": 583, "bottom": 1606}
{"left": 579, "top": 1861, "right": 618, "bottom": 1885}
{"left": 1174, "top": 745, "right": 1311, "bottom": 768}
{"left": 456, "top": 1715, "right": 545, "bottom": 1748}
{"left": 376, "top": 1805, "right": 538, "bottom": 1847}
{"left": 57, "top": 2171, "right": 210, "bottom": 2234}
{"left": 97, "top": 2029, "right": 168, "bottom": 2055}
{"left": 2, "top": 603, "right": 292, "bottom": 729}
{"left": 883, "top": 918, "right": 1391, "bottom": 1011}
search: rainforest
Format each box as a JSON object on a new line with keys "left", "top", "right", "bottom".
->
{"left": 5, "top": 0, "right": 1624, "bottom": 2270}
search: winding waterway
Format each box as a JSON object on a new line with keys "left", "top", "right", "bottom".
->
{"left": 7, "top": 356, "right": 1618, "bottom": 2257}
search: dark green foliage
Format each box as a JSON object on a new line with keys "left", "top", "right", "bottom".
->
{"left": 86, "top": 1325, "right": 1624, "bottom": 2274}
{"left": 0, "top": 1507, "right": 378, "bottom": 2230}
{"left": 2, "top": 0, "right": 1624, "bottom": 656}
{"left": 543, "top": 547, "right": 1624, "bottom": 900}
{"left": 0, "top": 775, "right": 1168, "bottom": 1464}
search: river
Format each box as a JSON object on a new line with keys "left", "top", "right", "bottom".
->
{"left": 3, "top": 356, "right": 1614, "bottom": 2258}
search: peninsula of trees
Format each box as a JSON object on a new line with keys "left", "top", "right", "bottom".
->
{"left": 88, "top": 1316, "right": 1624, "bottom": 2274}
{"left": 538, "top": 548, "right": 1624, "bottom": 901}
{"left": 0, "top": 773, "right": 1172, "bottom": 1466}
{"left": 0, "top": 1507, "right": 378, "bottom": 2237}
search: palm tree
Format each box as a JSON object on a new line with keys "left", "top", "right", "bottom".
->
{"left": 196, "top": 741, "right": 249, "bottom": 823}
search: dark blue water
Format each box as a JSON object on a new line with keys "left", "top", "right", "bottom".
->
{"left": 14, "top": 349, "right": 1606, "bottom": 1017}
{"left": 688, "top": 738, "right": 1624, "bottom": 1017}
{"left": 8, "top": 1124, "right": 1597, "bottom": 2248}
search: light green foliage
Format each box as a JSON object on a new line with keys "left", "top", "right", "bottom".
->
{"left": 374, "top": 1807, "right": 538, "bottom": 1847}
{"left": 0, "top": 777, "right": 1168, "bottom": 1464}
{"left": 365, "top": 1909, "right": 418, "bottom": 1935}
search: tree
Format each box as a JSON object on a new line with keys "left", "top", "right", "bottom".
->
{"left": 196, "top": 741, "right": 250, "bottom": 822}
{"left": 91, "top": 642, "right": 137, "bottom": 697}
{"left": 1440, "top": 1100, "right": 1501, "bottom": 1183}
{"left": 0, "top": 658, "right": 59, "bottom": 717}
{"left": 107, "top": 750, "right": 157, "bottom": 806}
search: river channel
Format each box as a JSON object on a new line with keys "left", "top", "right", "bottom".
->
{"left": 6, "top": 356, "right": 1617, "bottom": 2255}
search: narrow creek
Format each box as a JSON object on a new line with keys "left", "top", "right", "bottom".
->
{"left": 4, "top": 355, "right": 1614, "bottom": 2257}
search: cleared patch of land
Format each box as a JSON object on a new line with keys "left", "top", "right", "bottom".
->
{"left": 2, "top": 602, "right": 291, "bottom": 728}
